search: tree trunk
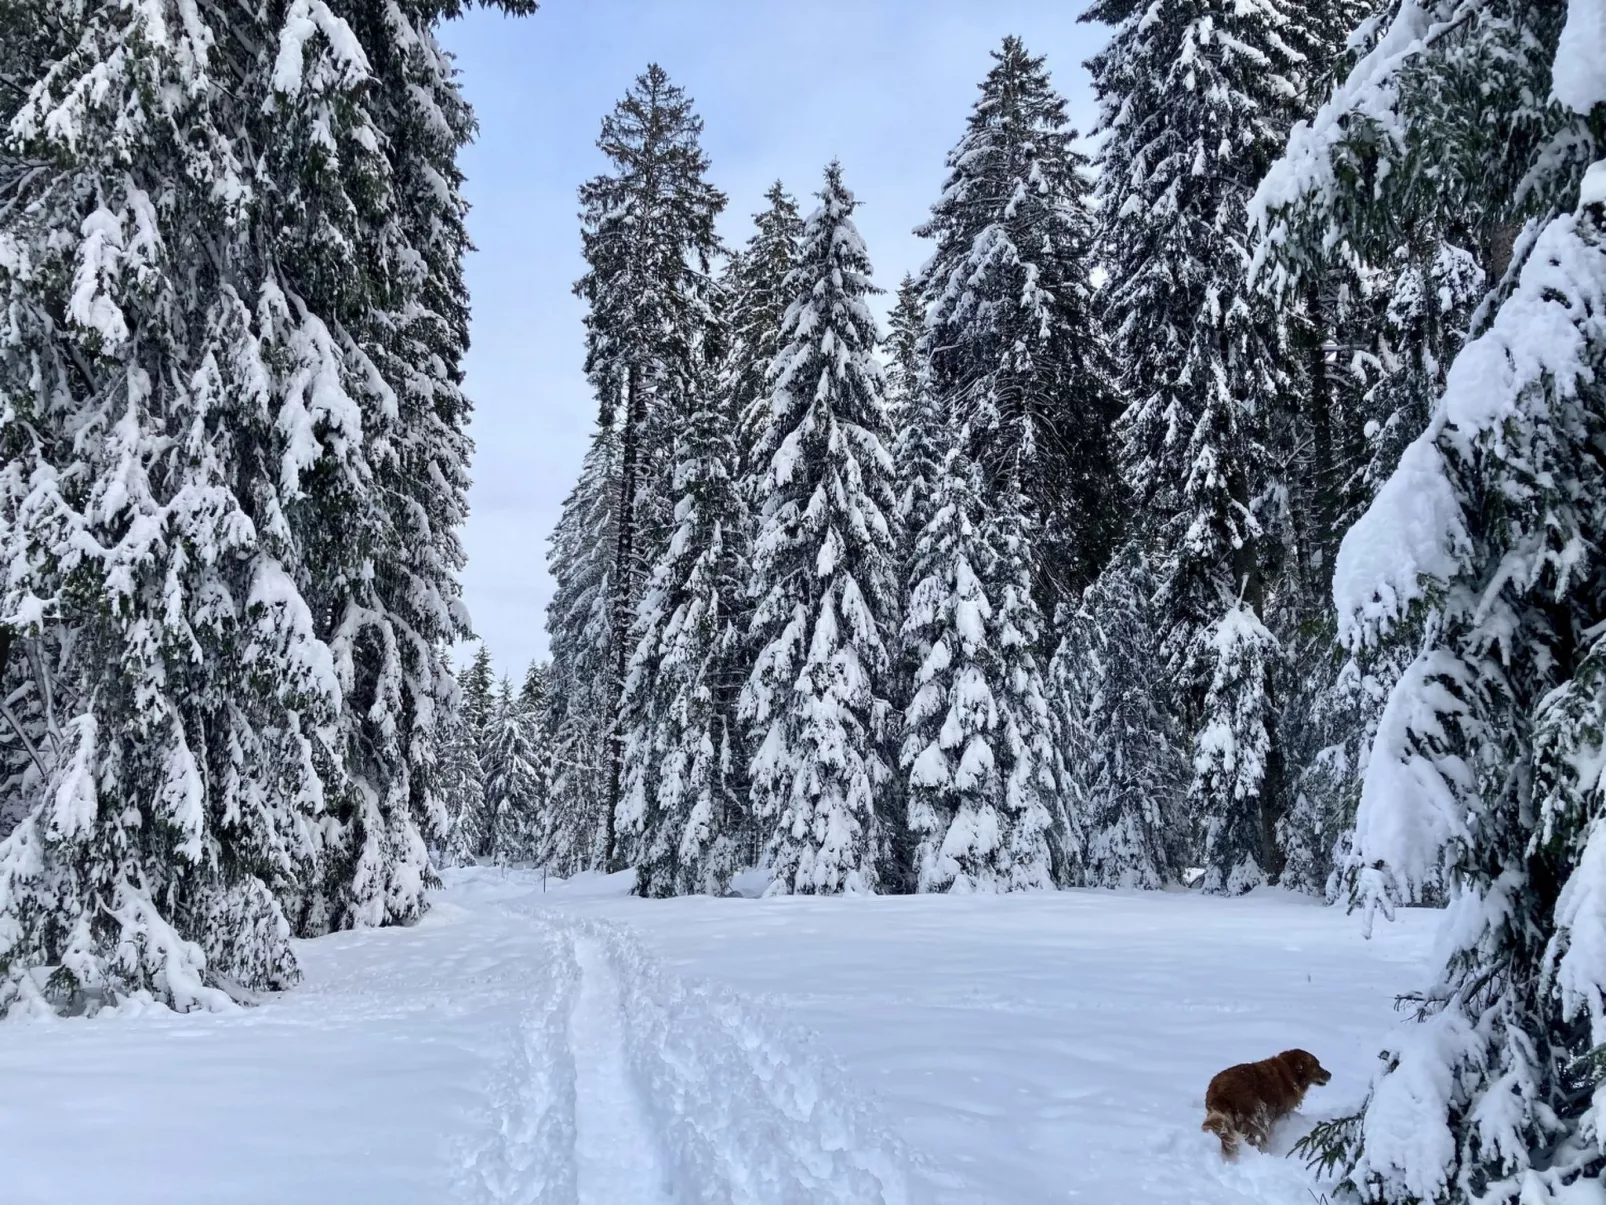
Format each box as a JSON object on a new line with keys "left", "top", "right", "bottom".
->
{"left": 604, "top": 362, "right": 645, "bottom": 871}
{"left": 1306, "top": 279, "right": 1339, "bottom": 570}
{"left": 1227, "top": 331, "right": 1287, "bottom": 886}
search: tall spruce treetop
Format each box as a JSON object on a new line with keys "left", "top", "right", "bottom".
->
{"left": 575, "top": 64, "right": 726, "bottom": 436}
{"left": 918, "top": 36, "right": 1121, "bottom": 612}
{"left": 570, "top": 64, "right": 725, "bottom": 867}
{"left": 741, "top": 162, "right": 900, "bottom": 896}
{"left": 728, "top": 182, "right": 805, "bottom": 484}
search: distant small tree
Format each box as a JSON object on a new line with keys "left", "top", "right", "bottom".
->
{"left": 484, "top": 681, "right": 545, "bottom": 866}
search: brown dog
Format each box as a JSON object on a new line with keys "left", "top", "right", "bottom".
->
{"left": 1202, "top": 1049, "right": 1331, "bottom": 1158}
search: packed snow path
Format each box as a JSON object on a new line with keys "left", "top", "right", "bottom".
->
{"left": 568, "top": 935, "right": 671, "bottom": 1203}
{"left": 0, "top": 870, "right": 1436, "bottom": 1204}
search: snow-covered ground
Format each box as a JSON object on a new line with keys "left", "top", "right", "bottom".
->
{"left": 0, "top": 869, "right": 1436, "bottom": 1204}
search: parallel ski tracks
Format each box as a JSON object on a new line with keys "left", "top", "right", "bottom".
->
{"left": 460, "top": 908, "right": 921, "bottom": 1205}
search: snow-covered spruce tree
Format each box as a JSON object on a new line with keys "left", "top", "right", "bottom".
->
{"left": 436, "top": 712, "right": 484, "bottom": 868}
{"left": 884, "top": 310, "right": 941, "bottom": 886}
{"left": 888, "top": 291, "right": 942, "bottom": 576}
{"left": 483, "top": 680, "right": 544, "bottom": 866}
{"left": 1251, "top": 0, "right": 1606, "bottom": 1195}
{"left": 723, "top": 183, "right": 803, "bottom": 797}
{"left": 899, "top": 431, "right": 1064, "bottom": 893}
{"left": 519, "top": 658, "right": 551, "bottom": 713}
{"left": 1052, "top": 545, "right": 1190, "bottom": 888}
{"left": 728, "top": 182, "right": 805, "bottom": 497}
{"left": 1085, "top": 0, "right": 1325, "bottom": 892}
{"left": 517, "top": 658, "right": 555, "bottom": 861}
{"left": 882, "top": 274, "right": 924, "bottom": 436}
{"left": 740, "top": 162, "right": 901, "bottom": 896}
{"left": 1190, "top": 602, "right": 1283, "bottom": 893}
{"left": 919, "top": 36, "right": 1121, "bottom": 617}
{"left": 573, "top": 65, "right": 725, "bottom": 871}
{"left": 544, "top": 427, "right": 619, "bottom": 874}
{"left": 442, "top": 646, "right": 495, "bottom": 867}
{"left": 1275, "top": 242, "right": 1487, "bottom": 897}
{"left": 315, "top": 0, "right": 543, "bottom": 933}
{"left": 617, "top": 363, "right": 747, "bottom": 896}
{"left": 1272, "top": 107, "right": 1493, "bottom": 897}
{"left": 0, "top": 0, "right": 533, "bottom": 1015}
{"left": 1250, "top": 0, "right": 1485, "bottom": 896}
{"left": 0, "top": 0, "right": 335, "bottom": 1016}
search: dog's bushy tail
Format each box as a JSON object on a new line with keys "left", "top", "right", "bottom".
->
{"left": 1202, "top": 1109, "right": 1240, "bottom": 1160}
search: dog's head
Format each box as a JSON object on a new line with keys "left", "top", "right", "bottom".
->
{"left": 1278, "top": 1049, "right": 1332, "bottom": 1089}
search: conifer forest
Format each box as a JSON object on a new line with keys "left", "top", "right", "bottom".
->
{"left": 1, "top": 0, "right": 1604, "bottom": 1201}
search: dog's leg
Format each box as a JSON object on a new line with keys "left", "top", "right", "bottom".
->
{"left": 1202, "top": 1111, "right": 1241, "bottom": 1160}
{"left": 1245, "top": 1107, "right": 1273, "bottom": 1152}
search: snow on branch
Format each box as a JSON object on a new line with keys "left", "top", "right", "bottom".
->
{"left": 1552, "top": 0, "right": 1606, "bottom": 114}
{"left": 1335, "top": 167, "right": 1606, "bottom": 653}
{"left": 1247, "top": 0, "right": 1475, "bottom": 284}
{"left": 272, "top": 0, "right": 372, "bottom": 98}
{"left": 1340, "top": 163, "right": 1606, "bottom": 919}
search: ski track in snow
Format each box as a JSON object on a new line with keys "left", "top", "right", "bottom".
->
{"left": 460, "top": 925, "right": 579, "bottom": 1205}
{"left": 458, "top": 905, "right": 917, "bottom": 1205}
{"left": 569, "top": 934, "right": 672, "bottom": 1204}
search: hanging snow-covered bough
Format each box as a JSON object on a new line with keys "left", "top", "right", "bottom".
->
{"left": 1250, "top": 0, "right": 1606, "bottom": 1196}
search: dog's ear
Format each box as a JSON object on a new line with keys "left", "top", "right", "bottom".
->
{"left": 1279, "top": 1049, "right": 1315, "bottom": 1079}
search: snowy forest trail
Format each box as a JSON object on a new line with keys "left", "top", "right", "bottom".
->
{"left": 0, "top": 869, "right": 1436, "bottom": 1205}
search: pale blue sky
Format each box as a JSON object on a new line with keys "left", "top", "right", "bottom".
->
{"left": 444, "top": 1, "right": 1108, "bottom": 677}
